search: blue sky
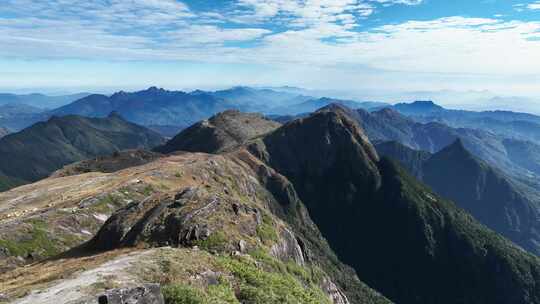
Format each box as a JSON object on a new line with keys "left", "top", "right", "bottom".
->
{"left": 0, "top": 0, "right": 539, "bottom": 103}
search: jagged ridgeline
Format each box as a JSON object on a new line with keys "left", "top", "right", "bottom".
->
{"left": 0, "top": 109, "right": 539, "bottom": 304}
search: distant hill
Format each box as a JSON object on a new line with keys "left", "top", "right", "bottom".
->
{"left": 156, "top": 110, "right": 281, "bottom": 154}
{"left": 0, "top": 103, "right": 42, "bottom": 115}
{"left": 0, "top": 103, "right": 48, "bottom": 131}
{"left": 0, "top": 92, "right": 90, "bottom": 109}
{"left": 376, "top": 140, "right": 540, "bottom": 255}
{"left": 0, "top": 112, "right": 164, "bottom": 183}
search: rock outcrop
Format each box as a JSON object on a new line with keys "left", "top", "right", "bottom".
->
{"left": 96, "top": 284, "right": 164, "bottom": 304}
{"left": 155, "top": 110, "right": 281, "bottom": 154}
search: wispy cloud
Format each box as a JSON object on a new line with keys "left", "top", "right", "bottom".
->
{"left": 514, "top": 1, "right": 540, "bottom": 11}
{"left": 527, "top": 1, "right": 540, "bottom": 9}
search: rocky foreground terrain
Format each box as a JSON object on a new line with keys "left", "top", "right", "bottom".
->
{"left": 0, "top": 109, "right": 539, "bottom": 304}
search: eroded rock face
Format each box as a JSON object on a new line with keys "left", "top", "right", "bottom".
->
{"left": 96, "top": 284, "right": 164, "bottom": 304}
{"left": 270, "top": 227, "right": 305, "bottom": 266}
{"left": 87, "top": 187, "right": 245, "bottom": 251}
{"left": 322, "top": 277, "right": 350, "bottom": 304}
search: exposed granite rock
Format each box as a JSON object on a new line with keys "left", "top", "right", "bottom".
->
{"left": 322, "top": 277, "right": 350, "bottom": 304}
{"left": 87, "top": 188, "right": 226, "bottom": 251}
{"left": 270, "top": 227, "right": 305, "bottom": 266}
{"left": 97, "top": 284, "right": 164, "bottom": 304}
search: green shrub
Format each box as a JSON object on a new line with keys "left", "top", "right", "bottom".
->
{"left": 162, "top": 284, "right": 205, "bottom": 304}
{"left": 162, "top": 282, "right": 239, "bottom": 304}
{"left": 206, "top": 282, "right": 239, "bottom": 304}
{"left": 256, "top": 214, "right": 278, "bottom": 244}
{"left": 0, "top": 219, "right": 58, "bottom": 258}
{"left": 195, "top": 231, "right": 228, "bottom": 252}
{"left": 218, "top": 255, "right": 331, "bottom": 304}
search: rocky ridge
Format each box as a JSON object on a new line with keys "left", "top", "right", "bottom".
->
{"left": 155, "top": 110, "right": 281, "bottom": 154}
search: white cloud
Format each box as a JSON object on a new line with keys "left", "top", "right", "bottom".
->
{"left": 528, "top": 1, "right": 540, "bottom": 9}
{"left": 514, "top": 1, "right": 540, "bottom": 11}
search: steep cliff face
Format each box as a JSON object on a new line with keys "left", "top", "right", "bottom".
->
{"left": 248, "top": 109, "right": 540, "bottom": 304}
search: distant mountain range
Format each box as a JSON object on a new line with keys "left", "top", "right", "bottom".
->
{"left": 49, "top": 87, "right": 310, "bottom": 131}
{"left": 391, "top": 100, "right": 540, "bottom": 144}
{"left": 51, "top": 87, "right": 235, "bottom": 129}
{"left": 42, "top": 87, "right": 386, "bottom": 134}
{"left": 3, "top": 87, "right": 539, "bottom": 144}
{"left": 0, "top": 92, "right": 90, "bottom": 109}
{"left": 0, "top": 112, "right": 164, "bottom": 184}
{"left": 0, "top": 103, "right": 48, "bottom": 131}
{"left": 376, "top": 139, "right": 540, "bottom": 255}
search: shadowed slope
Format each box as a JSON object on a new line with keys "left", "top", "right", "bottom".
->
{"left": 0, "top": 113, "right": 164, "bottom": 183}
{"left": 377, "top": 139, "right": 540, "bottom": 255}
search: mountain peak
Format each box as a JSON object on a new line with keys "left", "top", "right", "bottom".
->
{"left": 431, "top": 138, "right": 477, "bottom": 164}
{"left": 394, "top": 100, "right": 444, "bottom": 114}
{"left": 147, "top": 86, "right": 161, "bottom": 92}
{"left": 412, "top": 100, "right": 436, "bottom": 106}
{"left": 249, "top": 109, "right": 381, "bottom": 187}
{"left": 409, "top": 100, "right": 443, "bottom": 110}
{"left": 376, "top": 107, "right": 403, "bottom": 118}
{"left": 155, "top": 110, "right": 281, "bottom": 154}
{"left": 316, "top": 102, "right": 352, "bottom": 113}
{"left": 443, "top": 138, "right": 467, "bottom": 153}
